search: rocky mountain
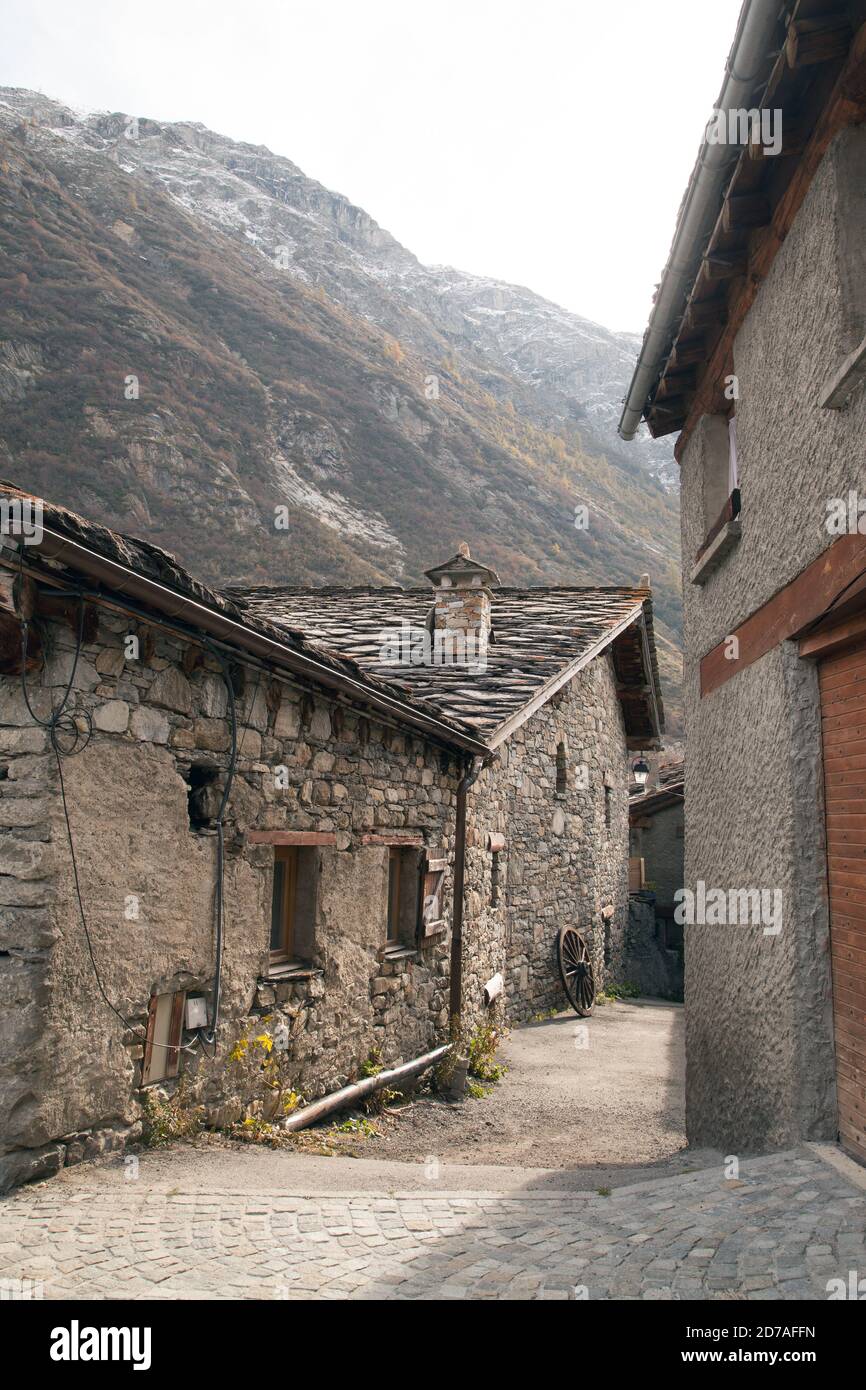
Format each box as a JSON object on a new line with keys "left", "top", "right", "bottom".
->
{"left": 0, "top": 87, "right": 682, "bottom": 727}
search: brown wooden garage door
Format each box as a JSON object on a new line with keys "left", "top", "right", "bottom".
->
{"left": 820, "top": 643, "right": 866, "bottom": 1164}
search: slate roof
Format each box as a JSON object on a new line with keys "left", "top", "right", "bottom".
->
{"left": 0, "top": 482, "right": 489, "bottom": 752}
{"left": 1, "top": 479, "right": 665, "bottom": 752}
{"left": 227, "top": 583, "right": 664, "bottom": 744}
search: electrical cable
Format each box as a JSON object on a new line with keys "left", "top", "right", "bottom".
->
{"left": 198, "top": 639, "right": 239, "bottom": 1047}
{"left": 19, "top": 592, "right": 198, "bottom": 1058}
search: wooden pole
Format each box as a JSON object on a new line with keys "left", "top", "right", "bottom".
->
{"left": 282, "top": 1044, "right": 452, "bottom": 1132}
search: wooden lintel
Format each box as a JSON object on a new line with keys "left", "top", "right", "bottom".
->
{"left": 359, "top": 832, "right": 424, "bottom": 846}
{"left": 800, "top": 609, "right": 866, "bottom": 659}
{"left": 700, "top": 534, "right": 866, "bottom": 697}
{"left": 247, "top": 831, "right": 338, "bottom": 846}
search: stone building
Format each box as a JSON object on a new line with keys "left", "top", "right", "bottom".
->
{"left": 627, "top": 763, "right": 684, "bottom": 1001}
{"left": 0, "top": 485, "right": 663, "bottom": 1189}
{"left": 620, "top": 3, "right": 866, "bottom": 1159}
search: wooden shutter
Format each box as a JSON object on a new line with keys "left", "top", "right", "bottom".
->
{"left": 820, "top": 642, "right": 866, "bottom": 1163}
{"left": 418, "top": 856, "right": 447, "bottom": 939}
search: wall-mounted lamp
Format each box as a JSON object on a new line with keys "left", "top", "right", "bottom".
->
{"left": 631, "top": 756, "right": 650, "bottom": 788}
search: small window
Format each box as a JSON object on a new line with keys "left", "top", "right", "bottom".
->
{"left": 386, "top": 846, "right": 420, "bottom": 949}
{"left": 490, "top": 852, "right": 501, "bottom": 906}
{"left": 555, "top": 742, "right": 567, "bottom": 794}
{"left": 142, "top": 991, "right": 185, "bottom": 1086}
{"left": 269, "top": 846, "right": 317, "bottom": 967}
{"left": 605, "top": 784, "right": 613, "bottom": 831}
{"left": 698, "top": 413, "right": 741, "bottom": 556}
{"left": 187, "top": 763, "right": 219, "bottom": 832}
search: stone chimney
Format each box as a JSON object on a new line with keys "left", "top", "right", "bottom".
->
{"left": 424, "top": 542, "right": 500, "bottom": 666}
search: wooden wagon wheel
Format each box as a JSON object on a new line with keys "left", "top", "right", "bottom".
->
{"left": 557, "top": 926, "right": 595, "bottom": 1017}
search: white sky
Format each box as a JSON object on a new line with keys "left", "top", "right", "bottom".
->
{"left": 1, "top": 0, "right": 744, "bottom": 333}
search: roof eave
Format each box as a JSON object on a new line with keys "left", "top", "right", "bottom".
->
{"left": 7, "top": 520, "right": 492, "bottom": 758}
{"left": 485, "top": 602, "right": 661, "bottom": 750}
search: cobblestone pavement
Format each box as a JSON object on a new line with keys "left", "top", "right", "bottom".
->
{"left": 1, "top": 1145, "right": 864, "bottom": 1300}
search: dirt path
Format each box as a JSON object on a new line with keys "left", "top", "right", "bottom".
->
{"left": 356, "top": 997, "right": 711, "bottom": 1181}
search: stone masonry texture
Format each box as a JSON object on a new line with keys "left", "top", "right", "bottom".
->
{"left": 0, "top": 601, "right": 631, "bottom": 1188}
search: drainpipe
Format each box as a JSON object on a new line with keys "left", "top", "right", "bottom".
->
{"left": 449, "top": 756, "right": 485, "bottom": 1027}
{"left": 618, "top": 0, "right": 782, "bottom": 440}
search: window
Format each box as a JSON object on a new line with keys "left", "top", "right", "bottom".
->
{"left": 605, "top": 784, "right": 613, "bottom": 832}
{"left": 555, "top": 742, "right": 567, "bottom": 794}
{"left": 187, "top": 763, "right": 220, "bottom": 832}
{"left": 142, "top": 991, "right": 185, "bottom": 1086}
{"left": 269, "top": 846, "right": 317, "bottom": 967}
{"left": 420, "top": 855, "right": 447, "bottom": 939}
{"left": 691, "top": 412, "right": 741, "bottom": 584}
{"left": 490, "top": 851, "right": 501, "bottom": 906}
{"left": 270, "top": 845, "right": 298, "bottom": 963}
{"left": 385, "top": 846, "right": 423, "bottom": 949}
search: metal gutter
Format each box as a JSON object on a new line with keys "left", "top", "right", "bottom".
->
{"left": 617, "top": 0, "right": 783, "bottom": 440}
{"left": 24, "top": 525, "right": 492, "bottom": 758}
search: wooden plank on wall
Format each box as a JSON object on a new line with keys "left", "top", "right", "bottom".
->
{"left": 700, "top": 534, "right": 866, "bottom": 697}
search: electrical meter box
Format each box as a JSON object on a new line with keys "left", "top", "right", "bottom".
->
{"left": 185, "top": 994, "right": 208, "bottom": 1030}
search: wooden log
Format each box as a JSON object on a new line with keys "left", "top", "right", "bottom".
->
{"left": 786, "top": 16, "right": 852, "bottom": 70}
{"left": 282, "top": 1044, "right": 452, "bottom": 1132}
{"left": 684, "top": 297, "right": 727, "bottom": 331}
{"left": 747, "top": 114, "right": 809, "bottom": 160}
{"left": 703, "top": 251, "right": 749, "bottom": 280}
{"left": 722, "top": 193, "right": 771, "bottom": 233}
{"left": 669, "top": 337, "right": 706, "bottom": 369}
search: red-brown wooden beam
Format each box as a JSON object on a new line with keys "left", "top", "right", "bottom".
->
{"left": 700, "top": 534, "right": 866, "bottom": 697}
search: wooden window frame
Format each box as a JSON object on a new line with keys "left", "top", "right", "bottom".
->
{"left": 142, "top": 990, "right": 185, "bottom": 1087}
{"left": 386, "top": 846, "right": 403, "bottom": 945}
{"left": 270, "top": 845, "right": 298, "bottom": 965}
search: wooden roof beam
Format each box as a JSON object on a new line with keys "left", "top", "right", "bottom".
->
{"left": 721, "top": 192, "right": 771, "bottom": 233}
{"left": 786, "top": 15, "right": 853, "bottom": 70}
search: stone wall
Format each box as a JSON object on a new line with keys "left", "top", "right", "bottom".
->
{"left": 463, "top": 651, "right": 631, "bottom": 1027}
{"left": 0, "top": 605, "right": 461, "bottom": 1189}
{"left": 623, "top": 898, "right": 684, "bottom": 1002}
{"left": 678, "top": 131, "right": 866, "bottom": 1152}
{"left": 629, "top": 800, "right": 684, "bottom": 918}
{"left": 1, "top": 595, "right": 637, "bottom": 1187}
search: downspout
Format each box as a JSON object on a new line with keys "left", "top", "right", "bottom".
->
{"left": 449, "top": 756, "right": 485, "bottom": 1029}
{"left": 618, "top": 0, "right": 782, "bottom": 440}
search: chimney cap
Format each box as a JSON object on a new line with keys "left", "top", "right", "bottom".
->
{"left": 638, "top": 573, "right": 651, "bottom": 589}
{"left": 424, "top": 548, "right": 501, "bottom": 589}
